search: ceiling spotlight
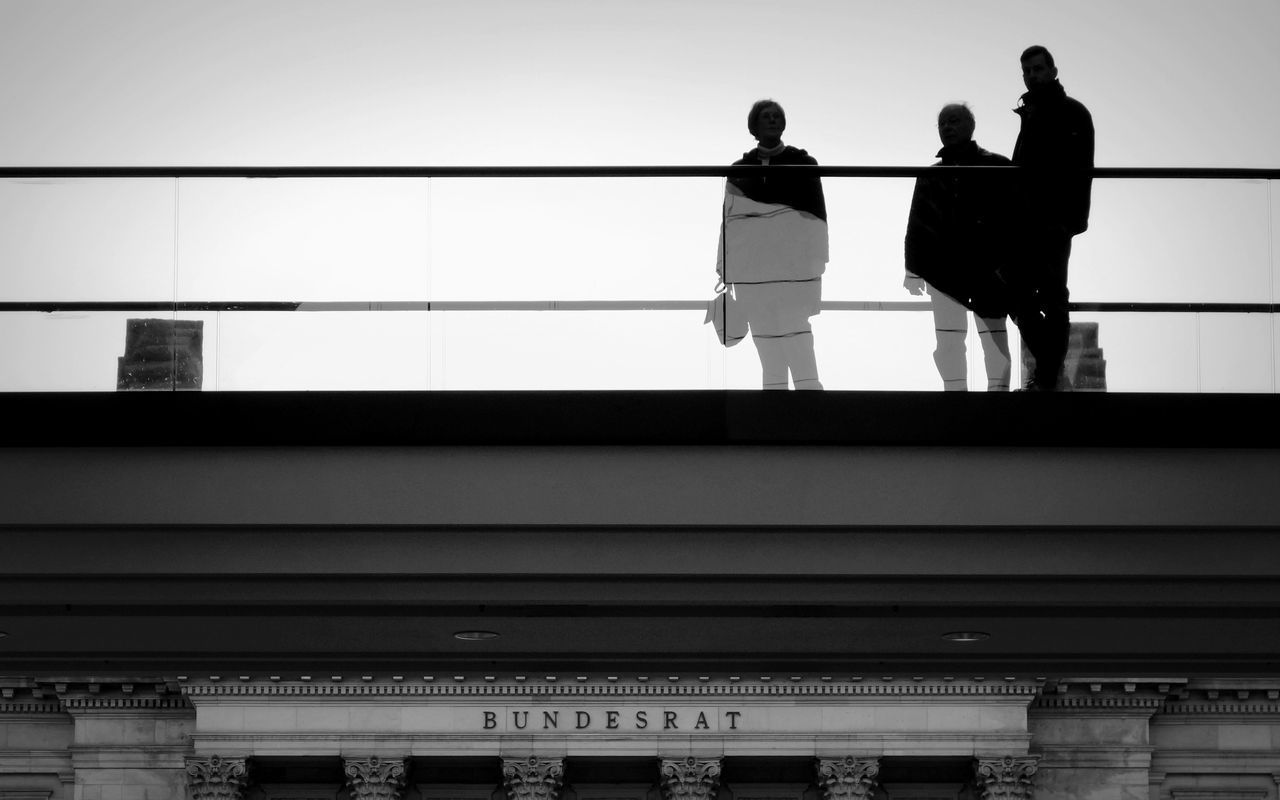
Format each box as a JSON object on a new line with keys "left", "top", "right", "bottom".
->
{"left": 453, "top": 630, "right": 499, "bottom": 641}
{"left": 942, "top": 631, "right": 991, "bottom": 643}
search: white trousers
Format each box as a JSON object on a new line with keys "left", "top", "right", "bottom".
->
{"left": 929, "top": 286, "right": 1011, "bottom": 391}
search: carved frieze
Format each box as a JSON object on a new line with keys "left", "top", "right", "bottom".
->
{"left": 186, "top": 756, "right": 249, "bottom": 800}
{"left": 974, "top": 757, "right": 1038, "bottom": 800}
{"left": 502, "top": 756, "right": 565, "bottom": 800}
{"left": 344, "top": 757, "right": 408, "bottom": 800}
{"left": 659, "top": 757, "right": 721, "bottom": 800}
{"left": 816, "top": 757, "right": 880, "bottom": 800}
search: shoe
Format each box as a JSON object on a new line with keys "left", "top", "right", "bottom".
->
{"left": 1016, "top": 379, "right": 1055, "bottom": 392}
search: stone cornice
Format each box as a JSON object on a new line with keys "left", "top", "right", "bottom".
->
{"left": 1032, "top": 679, "right": 1182, "bottom": 712}
{"left": 0, "top": 698, "right": 65, "bottom": 715}
{"left": 0, "top": 679, "right": 191, "bottom": 713}
{"left": 60, "top": 695, "right": 192, "bottom": 712}
{"left": 1160, "top": 681, "right": 1280, "bottom": 716}
{"left": 180, "top": 676, "right": 1041, "bottom": 699}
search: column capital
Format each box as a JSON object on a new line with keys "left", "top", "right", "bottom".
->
{"left": 344, "top": 757, "right": 408, "bottom": 800}
{"left": 659, "top": 757, "right": 721, "bottom": 800}
{"left": 185, "top": 755, "right": 248, "bottom": 800}
{"left": 974, "top": 756, "right": 1039, "bottom": 800}
{"left": 501, "top": 756, "right": 565, "bottom": 800}
{"left": 816, "top": 757, "right": 880, "bottom": 800}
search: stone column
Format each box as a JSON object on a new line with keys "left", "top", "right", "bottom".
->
{"left": 974, "top": 756, "right": 1039, "bottom": 800}
{"left": 185, "top": 757, "right": 248, "bottom": 800}
{"left": 658, "top": 758, "right": 721, "bottom": 800}
{"left": 501, "top": 757, "right": 564, "bottom": 800}
{"left": 816, "top": 757, "right": 880, "bottom": 800}
{"left": 343, "top": 758, "right": 407, "bottom": 800}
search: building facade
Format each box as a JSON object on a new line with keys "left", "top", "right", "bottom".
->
{"left": 3, "top": 392, "right": 1279, "bottom": 800}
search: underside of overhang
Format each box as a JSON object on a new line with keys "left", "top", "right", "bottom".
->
{"left": 1, "top": 392, "right": 1278, "bottom": 676}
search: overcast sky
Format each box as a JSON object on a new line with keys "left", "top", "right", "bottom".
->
{"left": 2, "top": 0, "right": 1278, "bottom": 167}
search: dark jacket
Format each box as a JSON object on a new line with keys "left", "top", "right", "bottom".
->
{"left": 904, "top": 140, "right": 1014, "bottom": 317}
{"left": 728, "top": 146, "right": 827, "bottom": 221}
{"left": 1013, "top": 80, "right": 1094, "bottom": 235}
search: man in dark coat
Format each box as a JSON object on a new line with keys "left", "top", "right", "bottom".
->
{"left": 904, "top": 103, "right": 1014, "bottom": 391}
{"left": 1010, "top": 44, "right": 1094, "bottom": 390}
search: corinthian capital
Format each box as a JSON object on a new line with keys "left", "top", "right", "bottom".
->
{"left": 816, "top": 757, "right": 880, "bottom": 800}
{"left": 659, "top": 757, "right": 722, "bottom": 800}
{"left": 975, "top": 756, "right": 1039, "bottom": 800}
{"left": 185, "top": 756, "right": 248, "bottom": 800}
{"left": 344, "top": 757, "right": 407, "bottom": 800}
{"left": 502, "top": 756, "right": 565, "bottom": 800}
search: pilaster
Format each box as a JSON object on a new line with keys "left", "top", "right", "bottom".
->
{"left": 816, "top": 757, "right": 880, "bottom": 800}
{"left": 184, "top": 757, "right": 247, "bottom": 800}
{"left": 343, "top": 758, "right": 406, "bottom": 800}
{"left": 658, "top": 758, "right": 720, "bottom": 800}
{"left": 0, "top": 681, "right": 74, "bottom": 790}
{"left": 501, "top": 757, "right": 564, "bottom": 800}
{"left": 974, "top": 756, "right": 1039, "bottom": 800}
{"left": 1030, "top": 680, "right": 1173, "bottom": 800}
{"left": 57, "top": 681, "right": 193, "bottom": 800}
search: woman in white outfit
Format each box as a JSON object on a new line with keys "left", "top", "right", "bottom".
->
{"left": 717, "top": 100, "right": 829, "bottom": 390}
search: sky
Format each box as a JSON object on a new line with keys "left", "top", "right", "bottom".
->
{"left": 1, "top": 0, "right": 1278, "bottom": 391}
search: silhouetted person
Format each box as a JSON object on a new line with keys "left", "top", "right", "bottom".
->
{"left": 904, "top": 103, "right": 1013, "bottom": 391}
{"left": 1010, "top": 44, "right": 1094, "bottom": 390}
{"left": 717, "top": 99, "right": 828, "bottom": 390}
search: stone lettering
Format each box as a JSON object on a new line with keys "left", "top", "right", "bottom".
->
{"left": 472, "top": 707, "right": 743, "bottom": 732}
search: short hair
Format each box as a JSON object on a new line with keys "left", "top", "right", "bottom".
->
{"left": 747, "top": 99, "right": 785, "bottom": 136}
{"left": 938, "top": 103, "right": 975, "bottom": 127}
{"left": 1020, "top": 45, "right": 1055, "bottom": 69}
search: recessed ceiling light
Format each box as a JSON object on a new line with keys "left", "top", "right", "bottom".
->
{"left": 453, "top": 630, "right": 499, "bottom": 641}
{"left": 942, "top": 631, "right": 991, "bottom": 642}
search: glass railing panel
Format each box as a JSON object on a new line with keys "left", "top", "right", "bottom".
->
{"left": 201, "top": 311, "right": 432, "bottom": 391}
{"left": 812, "top": 307, "right": 951, "bottom": 392}
{"left": 0, "top": 171, "right": 1275, "bottom": 393}
{"left": 822, "top": 179, "right": 919, "bottom": 303}
{"left": 0, "top": 178, "right": 176, "bottom": 301}
{"left": 0, "top": 310, "right": 176, "bottom": 392}
{"left": 174, "top": 179, "right": 431, "bottom": 302}
{"left": 427, "top": 178, "right": 722, "bottom": 301}
{"left": 428, "top": 309, "right": 715, "bottom": 391}
{"left": 1066, "top": 312, "right": 1276, "bottom": 393}
{"left": 1195, "top": 312, "right": 1276, "bottom": 393}
{"left": 1073, "top": 179, "right": 1273, "bottom": 304}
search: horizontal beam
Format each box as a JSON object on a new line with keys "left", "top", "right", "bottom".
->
{"left": 1, "top": 301, "right": 1274, "bottom": 314}
{"left": 2, "top": 165, "right": 1278, "bottom": 179}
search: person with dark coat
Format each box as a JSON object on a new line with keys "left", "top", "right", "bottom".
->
{"left": 716, "top": 99, "right": 828, "bottom": 389}
{"left": 904, "top": 103, "right": 1014, "bottom": 391}
{"left": 1009, "top": 44, "right": 1095, "bottom": 390}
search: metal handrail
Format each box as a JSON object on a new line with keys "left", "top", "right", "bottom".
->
{"left": 1, "top": 301, "right": 1275, "bottom": 314}
{"left": 2, "top": 165, "right": 1279, "bottom": 179}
